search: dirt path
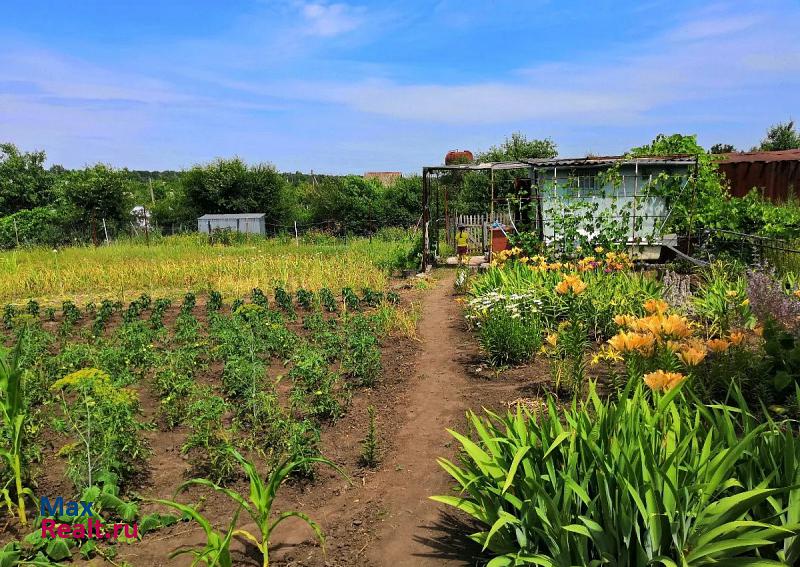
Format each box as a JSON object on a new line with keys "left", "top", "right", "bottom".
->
{"left": 361, "top": 271, "right": 484, "bottom": 566}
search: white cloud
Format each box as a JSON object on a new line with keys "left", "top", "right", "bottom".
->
{"left": 300, "top": 2, "right": 364, "bottom": 37}
{"left": 234, "top": 3, "right": 799, "bottom": 126}
{"left": 666, "top": 13, "right": 761, "bottom": 41}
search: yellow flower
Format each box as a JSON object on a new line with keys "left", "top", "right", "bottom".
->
{"left": 706, "top": 338, "right": 731, "bottom": 353}
{"left": 546, "top": 333, "right": 558, "bottom": 347}
{"left": 794, "top": 290, "right": 800, "bottom": 298}
{"left": 741, "top": 298, "right": 750, "bottom": 306}
{"left": 644, "top": 370, "right": 685, "bottom": 392}
{"left": 729, "top": 331, "right": 745, "bottom": 346}
{"left": 594, "top": 246, "right": 604, "bottom": 253}
{"left": 591, "top": 346, "right": 623, "bottom": 365}
{"left": 678, "top": 346, "right": 706, "bottom": 366}
{"left": 726, "top": 290, "right": 738, "bottom": 298}
{"left": 643, "top": 299, "right": 669, "bottom": 315}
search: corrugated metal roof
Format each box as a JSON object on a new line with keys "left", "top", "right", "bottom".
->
{"left": 523, "top": 154, "right": 697, "bottom": 168}
{"left": 197, "top": 213, "right": 266, "bottom": 219}
{"left": 424, "top": 154, "right": 697, "bottom": 171}
{"left": 718, "top": 149, "right": 800, "bottom": 163}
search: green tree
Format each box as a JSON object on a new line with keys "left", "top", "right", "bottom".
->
{"left": 709, "top": 143, "right": 736, "bottom": 154}
{"left": 379, "top": 176, "right": 422, "bottom": 227}
{"left": 449, "top": 133, "right": 557, "bottom": 215}
{"left": 757, "top": 120, "right": 800, "bottom": 151}
{"left": 307, "top": 175, "right": 381, "bottom": 234}
{"left": 476, "top": 132, "right": 558, "bottom": 162}
{"left": 56, "top": 164, "right": 131, "bottom": 237}
{"left": 181, "top": 158, "right": 290, "bottom": 225}
{"left": 0, "top": 143, "right": 53, "bottom": 215}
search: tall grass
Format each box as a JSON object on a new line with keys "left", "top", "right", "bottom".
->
{"left": 0, "top": 235, "right": 410, "bottom": 303}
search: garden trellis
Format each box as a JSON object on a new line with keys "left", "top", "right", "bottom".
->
{"left": 421, "top": 154, "right": 698, "bottom": 269}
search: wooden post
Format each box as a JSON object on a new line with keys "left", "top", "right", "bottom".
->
{"left": 294, "top": 221, "right": 299, "bottom": 245}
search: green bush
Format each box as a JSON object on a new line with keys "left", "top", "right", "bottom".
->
{"left": 0, "top": 207, "right": 67, "bottom": 248}
{"left": 433, "top": 381, "right": 800, "bottom": 565}
{"left": 479, "top": 309, "right": 542, "bottom": 366}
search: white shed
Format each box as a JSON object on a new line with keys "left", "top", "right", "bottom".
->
{"left": 197, "top": 213, "right": 266, "bottom": 235}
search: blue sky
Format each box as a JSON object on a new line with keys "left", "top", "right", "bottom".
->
{"left": 1, "top": 1, "right": 798, "bottom": 173}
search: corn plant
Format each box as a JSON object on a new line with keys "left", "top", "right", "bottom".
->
{"left": 0, "top": 337, "right": 34, "bottom": 526}
{"left": 165, "top": 448, "right": 346, "bottom": 567}
{"left": 432, "top": 381, "right": 800, "bottom": 565}
{"left": 155, "top": 498, "right": 242, "bottom": 567}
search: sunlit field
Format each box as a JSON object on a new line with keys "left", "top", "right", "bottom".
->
{"left": 0, "top": 234, "right": 412, "bottom": 303}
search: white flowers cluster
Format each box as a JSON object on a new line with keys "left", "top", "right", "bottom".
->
{"left": 466, "top": 290, "right": 542, "bottom": 323}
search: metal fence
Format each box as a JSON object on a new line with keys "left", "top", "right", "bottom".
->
{"left": 700, "top": 229, "right": 800, "bottom": 274}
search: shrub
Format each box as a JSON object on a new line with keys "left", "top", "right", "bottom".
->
{"left": 433, "top": 381, "right": 800, "bottom": 565}
{"left": 479, "top": 309, "right": 542, "bottom": 366}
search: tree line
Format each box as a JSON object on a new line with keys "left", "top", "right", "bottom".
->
{"left": 1, "top": 121, "right": 796, "bottom": 248}
{"left": 0, "top": 146, "right": 427, "bottom": 248}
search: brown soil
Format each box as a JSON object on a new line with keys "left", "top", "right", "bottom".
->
{"left": 17, "top": 271, "right": 544, "bottom": 566}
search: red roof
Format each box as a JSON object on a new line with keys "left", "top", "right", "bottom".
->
{"left": 719, "top": 149, "right": 800, "bottom": 163}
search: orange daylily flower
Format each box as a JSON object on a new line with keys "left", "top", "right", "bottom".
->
{"left": 643, "top": 299, "right": 669, "bottom": 315}
{"left": 706, "top": 338, "right": 731, "bottom": 353}
{"left": 660, "top": 314, "right": 692, "bottom": 339}
{"left": 729, "top": 331, "right": 745, "bottom": 346}
{"left": 678, "top": 346, "right": 706, "bottom": 366}
{"left": 614, "top": 314, "right": 635, "bottom": 328}
{"left": 555, "top": 275, "right": 587, "bottom": 296}
{"left": 644, "top": 370, "right": 686, "bottom": 392}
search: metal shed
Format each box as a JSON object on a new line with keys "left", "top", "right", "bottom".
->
{"left": 197, "top": 213, "right": 266, "bottom": 235}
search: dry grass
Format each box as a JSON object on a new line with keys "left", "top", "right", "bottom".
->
{"left": 0, "top": 235, "right": 410, "bottom": 304}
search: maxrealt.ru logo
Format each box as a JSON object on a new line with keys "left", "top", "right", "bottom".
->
{"left": 40, "top": 497, "right": 138, "bottom": 540}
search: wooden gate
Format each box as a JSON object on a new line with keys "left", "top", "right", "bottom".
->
{"left": 450, "top": 213, "right": 513, "bottom": 255}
